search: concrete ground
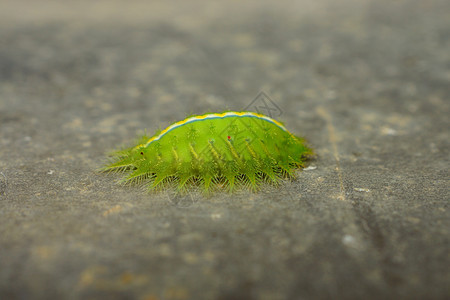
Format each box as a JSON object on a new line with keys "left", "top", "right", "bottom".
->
{"left": 0, "top": 0, "right": 448, "bottom": 299}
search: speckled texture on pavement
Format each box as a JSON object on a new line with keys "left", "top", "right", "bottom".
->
{"left": 0, "top": 0, "right": 449, "bottom": 299}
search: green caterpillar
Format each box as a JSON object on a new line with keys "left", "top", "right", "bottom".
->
{"left": 101, "top": 111, "right": 313, "bottom": 194}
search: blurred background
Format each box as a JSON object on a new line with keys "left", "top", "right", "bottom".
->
{"left": 0, "top": 0, "right": 448, "bottom": 299}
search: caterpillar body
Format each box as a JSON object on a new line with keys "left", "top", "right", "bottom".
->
{"left": 101, "top": 111, "right": 313, "bottom": 194}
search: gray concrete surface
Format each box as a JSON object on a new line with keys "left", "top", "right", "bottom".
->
{"left": 0, "top": 0, "right": 449, "bottom": 299}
